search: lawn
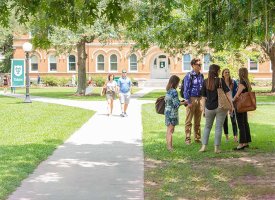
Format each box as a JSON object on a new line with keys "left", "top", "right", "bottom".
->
{"left": 0, "top": 96, "right": 94, "bottom": 200}
{"left": 142, "top": 100, "right": 275, "bottom": 199}
{"left": 10, "top": 86, "right": 141, "bottom": 100}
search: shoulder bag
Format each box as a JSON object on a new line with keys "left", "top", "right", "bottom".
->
{"left": 155, "top": 96, "right": 165, "bottom": 115}
{"left": 235, "top": 88, "right": 256, "bottom": 113}
{"left": 217, "top": 78, "right": 232, "bottom": 111}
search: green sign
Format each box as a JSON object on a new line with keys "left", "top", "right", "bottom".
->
{"left": 11, "top": 59, "right": 25, "bottom": 87}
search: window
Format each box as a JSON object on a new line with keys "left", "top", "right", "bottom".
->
{"left": 183, "top": 54, "right": 191, "bottom": 71}
{"left": 129, "top": 54, "right": 137, "bottom": 71}
{"left": 97, "top": 54, "right": 104, "bottom": 71}
{"left": 203, "top": 53, "right": 211, "bottom": 71}
{"left": 249, "top": 59, "right": 258, "bottom": 71}
{"left": 68, "top": 55, "right": 76, "bottom": 71}
{"left": 49, "top": 55, "right": 57, "bottom": 71}
{"left": 110, "top": 54, "right": 117, "bottom": 71}
{"left": 30, "top": 55, "right": 38, "bottom": 71}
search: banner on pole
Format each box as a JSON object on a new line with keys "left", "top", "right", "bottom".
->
{"left": 11, "top": 59, "right": 25, "bottom": 87}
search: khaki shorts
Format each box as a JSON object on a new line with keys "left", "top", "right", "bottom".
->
{"left": 119, "top": 92, "right": 131, "bottom": 104}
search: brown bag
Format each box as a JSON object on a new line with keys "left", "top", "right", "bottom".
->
{"left": 217, "top": 79, "right": 232, "bottom": 111}
{"left": 155, "top": 96, "right": 165, "bottom": 115}
{"left": 235, "top": 91, "right": 256, "bottom": 113}
{"left": 101, "top": 87, "right": 106, "bottom": 96}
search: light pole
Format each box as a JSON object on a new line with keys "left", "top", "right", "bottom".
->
{"left": 23, "top": 42, "right": 33, "bottom": 103}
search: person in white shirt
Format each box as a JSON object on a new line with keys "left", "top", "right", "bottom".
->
{"left": 104, "top": 74, "right": 117, "bottom": 116}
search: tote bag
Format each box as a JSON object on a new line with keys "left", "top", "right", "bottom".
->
{"left": 217, "top": 79, "right": 232, "bottom": 111}
{"left": 155, "top": 96, "right": 165, "bottom": 115}
{"left": 235, "top": 91, "right": 256, "bottom": 113}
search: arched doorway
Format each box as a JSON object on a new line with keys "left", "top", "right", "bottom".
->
{"left": 151, "top": 54, "right": 170, "bottom": 79}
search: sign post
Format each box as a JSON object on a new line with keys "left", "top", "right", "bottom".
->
{"left": 11, "top": 59, "right": 25, "bottom": 87}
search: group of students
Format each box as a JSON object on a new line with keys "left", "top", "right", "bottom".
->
{"left": 164, "top": 58, "right": 252, "bottom": 153}
{"left": 102, "top": 69, "right": 132, "bottom": 117}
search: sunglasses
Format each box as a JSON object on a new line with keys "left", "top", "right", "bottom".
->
{"left": 195, "top": 63, "right": 202, "bottom": 67}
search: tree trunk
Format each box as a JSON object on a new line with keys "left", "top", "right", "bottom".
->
{"left": 76, "top": 40, "right": 87, "bottom": 95}
{"left": 268, "top": 45, "right": 275, "bottom": 92}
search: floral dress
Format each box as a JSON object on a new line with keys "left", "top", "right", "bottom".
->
{"left": 165, "top": 88, "right": 181, "bottom": 126}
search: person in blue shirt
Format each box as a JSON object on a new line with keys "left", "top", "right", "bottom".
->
{"left": 221, "top": 68, "right": 238, "bottom": 142}
{"left": 117, "top": 69, "right": 132, "bottom": 117}
{"left": 183, "top": 58, "right": 204, "bottom": 145}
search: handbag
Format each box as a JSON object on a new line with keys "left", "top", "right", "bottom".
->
{"left": 101, "top": 87, "right": 106, "bottom": 96}
{"left": 235, "top": 91, "right": 256, "bottom": 113}
{"left": 155, "top": 96, "right": 165, "bottom": 115}
{"left": 217, "top": 79, "right": 232, "bottom": 111}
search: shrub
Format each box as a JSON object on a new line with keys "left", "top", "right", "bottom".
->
{"left": 93, "top": 76, "right": 106, "bottom": 87}
{"left": 43, "top": 76, "right": 59, "bottom": 86}
{"left": 58, "top": 77, "right": 70, "bottom": 87}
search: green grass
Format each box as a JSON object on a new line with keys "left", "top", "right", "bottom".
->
{"left": 0, "top": 96, "right": 94, "bottom": 200}
{"left": 142, "top": 103, "right": 275, "bottom": 199}
{"left": 7, "top": 87, "right": 141, "bottom": 101}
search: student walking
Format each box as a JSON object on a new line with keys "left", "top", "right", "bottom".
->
{"left": 3, "top": 75, "right": 9, "bottom": 93}
{"left": 104, "top": 74, "right": 117, "bottom": 116}
{"left": 221, "top": 68, "right": 238, "bottom": 142}
{"left": 199, "top": 64, "right": 234, "bottom": 153}
{"left": 183, "top": 58, "right": 204, "bottom": 145}
{"left": 165, "top": 75, "right": 186, "bottom": 151}
{"left": 232, "top": 67, "right": 252, "bottom": 150}
{"left": 117, "top": 69, "right": 132, "bottom": 117}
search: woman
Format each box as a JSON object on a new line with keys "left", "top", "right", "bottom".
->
{"left": 165, "top": 75, "right": 186, "bottom": 151}
{"left": 232, "top": 67, "right": 252, "bottom": 150}
{"left": 199, "top": 64, "right": 234, "bottom": 153}
{"left": 222, "top": 68, "right": 238, "bottom": 142}
{"left": 3, "top": 75, "right": 8, "bottom": 93}
{"left": 104, "top": 74, "right": 117, "bottom": 116}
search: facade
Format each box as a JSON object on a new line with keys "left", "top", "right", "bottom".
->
{"left": 13, "top": 34, "right": 272, "bottom": 81}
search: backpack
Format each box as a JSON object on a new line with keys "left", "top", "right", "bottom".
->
{"left": 180, "top": 73, "right": 204, "bottom": 98}
{"left": 155, "top": 96, "right": 165, "bottom": 115}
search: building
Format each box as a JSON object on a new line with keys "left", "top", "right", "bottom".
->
{"left": 13, "top": 34, "right": 272, "bottom": 82}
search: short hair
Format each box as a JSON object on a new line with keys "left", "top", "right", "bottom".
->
{"left": 191, "top": 58, "right": 200, "bottom": 66}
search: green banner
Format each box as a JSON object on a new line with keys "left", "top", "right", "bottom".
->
{"left": 11, "top": 59, "right": 25, "bottom": 87}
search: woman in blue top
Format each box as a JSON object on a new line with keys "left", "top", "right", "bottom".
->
{"left": 165, "top": 75, "right": 186, "bottom": 151}
{"left": 222, "top": 68, "right": 238, "bottom": 142}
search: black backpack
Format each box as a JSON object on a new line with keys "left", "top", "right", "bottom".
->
{"left": 180, "top": 73, "right": 203, "bottom": 98}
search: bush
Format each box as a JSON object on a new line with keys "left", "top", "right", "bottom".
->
{"left": 58, "top": 77, "right": 70, "bottom": 87}
{"left": 93, "top": 76, "right": 106, "bottom": 87}
{"left": 43, "top": 76, "right": 59, "bottom": 86}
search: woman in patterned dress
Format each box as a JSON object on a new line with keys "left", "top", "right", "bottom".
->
{"left": 165, "top": 75, "right": 186, "bottom": 151}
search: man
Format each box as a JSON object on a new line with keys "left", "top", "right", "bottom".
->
{"left": 183, "top": 58, "right": 204, "bottom": 145}
{"left": 117, "top": 69, "right": 132, "bottom": 117}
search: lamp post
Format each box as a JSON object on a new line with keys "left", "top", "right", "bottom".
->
{"left": 23, "top": 42, "right": 33, "bottom": 103}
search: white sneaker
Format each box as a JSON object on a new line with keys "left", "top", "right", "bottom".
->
{"left": 120, "top": 113, "right": 125, "bottom": 117}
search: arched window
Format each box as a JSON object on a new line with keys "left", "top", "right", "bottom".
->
{"left": 31, "top": 55, "right": 38, "bottom": 71}
{"left": 203, "top": 53, "right": 211, "bottom": 71}
{"left": 97, "top": 54, "right": 104, "bottom": 71}
{"left": 110, "top": 54, "right": 117, "bottom": 71}
{"left": 129, "top": 54, "right": 137, "bottom": 71}
{"left": 183, "top": 54, "right": 191, "bottom": 71}
{"left": 68, "top": 55, "right": 76, "bottom": 71}
{"left": 49, "top": 55, "right": 57, "bottom": 71}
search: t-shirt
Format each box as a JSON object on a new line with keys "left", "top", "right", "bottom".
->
{"left": 118, "top": 77, "right": 131, "bottom": 93}
{"left": 201, "top": 78, "right": 230, "bottom": 110}
{"left": 106, "top": 81, "right": 117, "bottom": 93}
{"left": 239, "top": 80, "right": 249, "bottom": 93}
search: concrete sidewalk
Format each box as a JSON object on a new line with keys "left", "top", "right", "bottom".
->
{"left": 1, "top": 89, "right": 154, "bottom": 200}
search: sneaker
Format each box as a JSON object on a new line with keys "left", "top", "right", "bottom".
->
{"left": 124, "top": 112, "right": 128, "bottom": 117}
{"left": 120, "top": 113, "right": 125, "bottom": 117}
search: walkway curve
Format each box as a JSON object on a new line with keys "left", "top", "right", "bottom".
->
{"left": 1, "top": 89, "right": 154, "bottom": 200}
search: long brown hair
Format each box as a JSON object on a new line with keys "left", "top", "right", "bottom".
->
{"left": 238, "top": 67, "right": 252, "bottom": 91}
{"left": 222, "top": 68, "right": 233, "bottom": 90}
{"left": 166, "top": 75, "right": 180, "bottom": 91}
{"left": 206, "top": 64, "right": 220, "bottom": 91}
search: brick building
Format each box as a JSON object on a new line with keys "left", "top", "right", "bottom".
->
{"left": 12, "top": 34, "right": 272, "bottom": 82}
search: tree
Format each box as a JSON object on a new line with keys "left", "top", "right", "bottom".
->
{"left": 0, "top": 0, "right": 134, "bottom": 95}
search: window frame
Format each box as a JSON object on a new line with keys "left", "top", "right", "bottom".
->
{"left": 203, "top": 53, "right": 211, "bottom": 72}
{"left": 109, "top": 54, "right": 118, "bottom": 72}
{"left": 30, "top": 55, "right": 39, "bottom": 72}
{"left": 67, "top": 55, "right": 77, "bottom": 72}
{"left": 248, "top": 58, "right": 259, "bottom": 72}
{"left": 128, "top": 54, "right": 138, "bottom": 72}
{"left": 96, "top": 54, "right": 105, "bottom": 72}
{"left": 48, "top": 55, "right": 57, "bottom": 72}
{"left": 182, "top": 54, "right": 192, "bottom": 72}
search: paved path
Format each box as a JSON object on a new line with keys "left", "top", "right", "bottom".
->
{"left": 1, "top": 88, "right": 154, "bottom": 200}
